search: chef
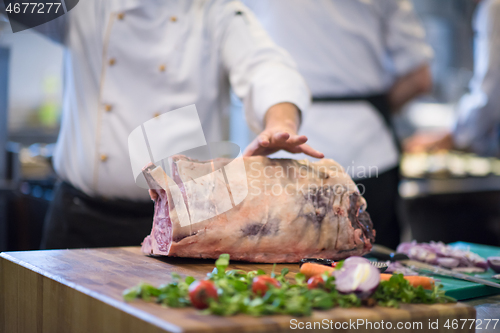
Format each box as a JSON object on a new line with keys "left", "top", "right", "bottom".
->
{"left": 405, "top": 0, "right": 500, "bottom": 157}
{"left": 244, "top": 0, "right": 433, "bottom": 248}
{"left": 2, "top": 0, "right": 323, "bottom": 249}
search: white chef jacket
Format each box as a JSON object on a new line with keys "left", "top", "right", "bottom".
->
{"left": 28, "top": 0, "right": 310, "bottom": 200}
{"left": 244, "top": 0, "right": 433, "bottom": 177}
{"left": 453, "top": 0, "right": 500, "bottom": 156}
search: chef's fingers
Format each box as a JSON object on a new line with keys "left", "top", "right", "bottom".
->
{"left": 243, "top": 134, "right": 270, "bottom": 156}
{"left": 294, "top": 144, "right": 324, "bottom": 159}
{"left": 244, "top": 131, "right": 322, "bottom": 157}
{"left": 148, "top": 189, "right": 158, "bottom": 201}
{"left": 285, "top": 134, "right": 308, "bottom": 146}
{"left": 244, "top": 137, "right": 281, "bottom": 156}
{"left": 243, "top": 131, "right": 269, "bottom": 156}
{"left": 243, "top": 140, "right": 260, "bottom": 156}
{"left": 271, "top": 131, "right": 290, "bottom": 144}
{"left": 257, "top": 132, "right": 271, "bottom": 147}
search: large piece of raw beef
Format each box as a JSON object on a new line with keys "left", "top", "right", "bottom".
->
{"left": 141, "top": 156, "right": 375, "bottom": 263}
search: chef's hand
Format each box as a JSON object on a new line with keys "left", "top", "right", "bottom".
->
{"left": 388, "top": 65, "right": 432, "bottom": 113}
{"left": 243, "top": 102, "right": 324, "bottom": 159}
{"left": 404, "top": 130, "right": 454, "bottom": 153}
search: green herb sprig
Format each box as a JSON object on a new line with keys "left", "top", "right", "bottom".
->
{"left": 123, "top": 255, "right": 455, "bottom": 316}
{"left": 372, "top": 273, "right": 456, "bottom": 308}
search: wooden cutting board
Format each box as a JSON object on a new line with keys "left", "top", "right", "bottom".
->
{"left": 0, "top": 247, "right": 475, "bottom": 333}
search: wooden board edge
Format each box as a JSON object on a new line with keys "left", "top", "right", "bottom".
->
{"left": 0, "top": 252, "right": 479, "bottom": 333}
{"left": 0, "top": 254, "right": 183, "bottom": 333}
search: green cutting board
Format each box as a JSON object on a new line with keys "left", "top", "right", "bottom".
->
{"left": 435, "top": 242, "right": 500, "bottom": 300}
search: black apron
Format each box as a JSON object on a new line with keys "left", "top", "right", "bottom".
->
{"left": 312, "top": 93, "right": 401, "bottom": 152}
{"left": 40, "top": 181, "right": 154, "bottom": 249}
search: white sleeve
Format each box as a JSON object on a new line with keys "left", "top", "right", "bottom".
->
{"left": 215, "top": 1, "right": 311, "bottom": 133}
{"left": 453, "top": 0, "right": 500, "bottom": 155}
{"left": 382, "top": 0, "right": 434, "bottom": 76}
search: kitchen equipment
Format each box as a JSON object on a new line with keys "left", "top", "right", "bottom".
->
{"left": 1, "top": 247, "right": 475, "bottom": 333}
{"left": 370, "top": 261, "right": 389, "bottom": 273}
{"left": 299, "top": 258, "right": 388, "bottom": 273}
{"left": 299, "top": 258, "right": 333, "bottom": 267}
{"left": 370, "top": 242, "right": 500, "bottom": 300}
{"left": 369, "top": 244, "right": 409, "bottom": 261}
{"left": 399, "top": 260, "right": 500, "bottom": 289}
{"left": 0, "top": 47, "right": 9, "bottom": 252}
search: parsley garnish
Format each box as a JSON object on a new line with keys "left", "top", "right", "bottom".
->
{"left": 123, "top": 255, "right": 455, "bottom": 316}
{"left": 372, "top": 273, "right": 456, "bottom": 308}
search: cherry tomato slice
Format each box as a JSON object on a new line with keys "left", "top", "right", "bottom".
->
{"left": 188, "top": 280, "right": 218, "bottom": 309}
{"left": 307, "top": 275, "right": 325, "bottom": 290}
{"left": 252, "top": 275, "right": 281, "bottom": 295}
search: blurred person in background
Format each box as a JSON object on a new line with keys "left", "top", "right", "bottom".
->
{"left": 244, "top": 0, "right": 433, "bottom": 249}
{"left": 2, "top": 0, "right": 323, "bottom": 249}
{"left": 406, "top": 0, "right": 500, "bottom": 156}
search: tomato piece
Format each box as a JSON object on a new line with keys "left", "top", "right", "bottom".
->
{"left": 331, "top": 261, "right": 338, "bottom": 268}
{"left": 188, "top": 280, "right": 218, "bottom": 309}
{"left": 307, "top": 275, "right": 325, "bottom": 290}
{"left": 252, "top": 275, "right": 281, "bottom": 295}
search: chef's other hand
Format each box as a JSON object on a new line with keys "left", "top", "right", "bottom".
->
{"left": 243, "top": 102, "right": 324, "bottom": 159}
{"left": 404, "top": 131, "right": 454, "bottom": 153}
{"left": 389, "top": 65, "right": 432, "bottom": 113}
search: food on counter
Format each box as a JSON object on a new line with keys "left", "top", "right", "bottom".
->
{"left": 141, "top": 156, "right": 375, "bottom": 263}
{"left": 397, "top": 241, "right": 488, "bottom": 271}
{"left": 303, "top": 258, "right": 382, "bottom": 298}
{"left": 307, "top": 276, "right": 326, "bottom": 290}
{"left": 252, "top": 275, "right": 281, "bottom": 295}
{"left": 487, "top": 257, "right": 500, "bottom": 273}
{"left": 436, "top": 257, "right": 460, "bottom": 269}
{"left": 400, "top": 151, "right": 500, "bottom": 178}
{"left": 188, "top": 280, "right": 219, "bottom": 309}
{"left": 380, "top": 274, "right": 434, "bottom": 290}
{"left": 123, "top": 254, "right": 455, "bottom": 316}
{"left": 332, "top": 257, "right": 380, "bottom": 298}
{"left": 385, "top": 261, "right": 419, "bottom": 276}
{"left": 452, "top": 267, "right": 487, "bottom": 273}
{"left": 371, "top": 274, "right": 450, "bottom": 308}
{"left": 300, "top": 262, "right": 335, "bottom": 279}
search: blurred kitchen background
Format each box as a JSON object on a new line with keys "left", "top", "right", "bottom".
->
{"left": 1, "top": 0, "right": 499, "bottom": 252}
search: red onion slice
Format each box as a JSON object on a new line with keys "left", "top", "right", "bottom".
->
{"left": 474, "top": 260, "right": 489, "bottom": 271}
{"left": 487, "top": 257, "right": 500, "bottom": 273}
{"left": 397, "top": 241, "right": 488, "bottom": 270}
{"left": 397, "top": 241, "right": 416, "bottom": 254}
{"left": 408, "top": 246, "right": 438, "bottom": 264}
{"left": 334, "top": 261, "right": 380, "bottom": 299}
{"left": 386, "top": 261, "right": 419, "bottom": 276}
{"left": 436, "top": 257, "right": 460, "bottom": 269}
{"left": 343, "top": 256, "right": 371, "bottom": 266}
